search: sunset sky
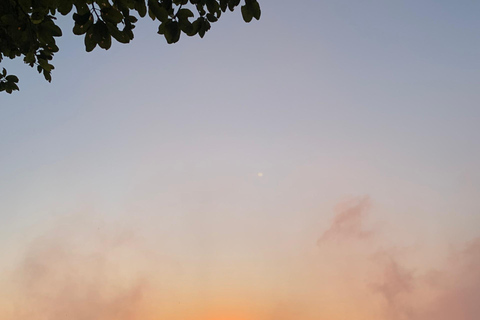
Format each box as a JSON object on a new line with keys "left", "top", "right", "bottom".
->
{"left": 1, "top": 0, "right": 480, "bottom": 319}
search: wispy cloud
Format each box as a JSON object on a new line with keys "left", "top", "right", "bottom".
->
{"left": 8, "top": 219, "right": 148, "bottom": 320}
{"left": 418, "top": 237, "right": 480, "bottom": 320}
{"left": 318, "top": 196, "right": 480, "bottom": 320}
{"left": 318, "top": 196, "right": 373, "bottom": 244}
{"left": 370, "top": 250, "right": 415, "bottom": 320}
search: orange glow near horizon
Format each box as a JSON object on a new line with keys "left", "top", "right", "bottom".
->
{"left": 206, "top": 315, "right": 250, "bottom": 320}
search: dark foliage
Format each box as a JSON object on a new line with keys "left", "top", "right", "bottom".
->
{"left": 0, "top": 0, "right": 260, "bottom": 93}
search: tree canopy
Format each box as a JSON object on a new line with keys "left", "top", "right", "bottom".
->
{"left": 0, "top": 0, "right": 261, "bottom": 93}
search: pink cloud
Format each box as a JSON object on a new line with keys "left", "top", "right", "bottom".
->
{"left": 418, "top": 237, "right": 480, "bottom": 320}
{"left": 318, "top": 197, "right": 480, "bottom": 320}
{"left": 318, "top": 196, "right": 373, "bottom": 244}
{"left": 9, "top": 225, "right": 147, "bottom": 320}
{"left": 370, "top": 250, "right": 415, "bottom": 320}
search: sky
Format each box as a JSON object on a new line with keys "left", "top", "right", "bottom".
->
{"left": 1, "top": 0, "right": 480, "bottom": 319}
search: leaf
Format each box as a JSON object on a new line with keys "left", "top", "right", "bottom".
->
{"left": 10, "top": 82, "right": 19, "bottom": 91}
{"left": 44, "top": 20, "right": 63, "bottom": 37}
{"left": 73, "top": 11, "right": 92, "bottom": 25}
{"left": 148, "top": 0, "right": 169, "bottom": 22}
{"left": 219, "top": 0, "right": 228, "bottom": 12}
{"left": 58, "top": 1, "right": 74, "bottom": 15}
{"left": 31, "top": 11, "right": 45, "bottom": 24}
{"left": 43, "top": 69, "right": 52, "bottom": 82}
{"left": 73, "top": 19, "right": 92, "bottom": 35}
{"left": 206, "top": 13, "right": 218, "bottom": 22}
{"left": 241, "top": 4, "right": 253, "bottom": 23}
{"left": 250, "top": 0, "right": 261, "bottom": 19}
{"left": 205, "top": 0, "right": 219, "bottom": 14}
{"left": 134, "top": 0, "right": 147, "bottom": 17}
{"left": 85, "top": 29, "right": 97, "bottom": 52}
{"left": 176, "top": 8, "right": 194, "bottom": 20}
{"left": 107, "top": 23, "right": 130, "bottom": 43}
{"left": 24, "top": 53, "right": 36, "bottom": 65}
{"left": 127, "top": 15, "right": 138, "bottom": 23}
{"left": 38, "top": 59, "right": 54, "bottom": 72}
{"left": 198, "top": 18, "right": 210, "bottom": 38}
{"left": 228, "top": 0, "right": 240, "bottom": 11}
{"left": 6, "top": 75, "right": 19, "bottom": 82}
{"left": 98, "top": 34, "right": 112, "bottom": 49}
{"left": 102, "top": 7, "right": 124, "bottom": 24}
{"left": 163, "top": 20, "right": 180, "bottom": 43}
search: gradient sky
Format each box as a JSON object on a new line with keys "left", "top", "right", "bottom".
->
{"left": 1, "top": 1, "right": 480, "bottom": 319}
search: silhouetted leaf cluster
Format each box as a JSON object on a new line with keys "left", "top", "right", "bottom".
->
{"left": 0, "top": 0, "right": 260, "bottom": 93}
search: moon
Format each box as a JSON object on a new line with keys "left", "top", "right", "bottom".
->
{"left": 257, "top": 172, "right": 263, "bottom": 177}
